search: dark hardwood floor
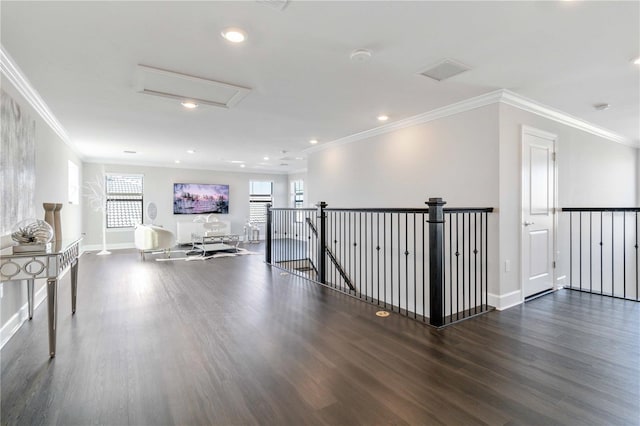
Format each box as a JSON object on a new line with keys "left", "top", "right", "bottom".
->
{"left": 1, "top": 247, "right": 639, "bottom": 425}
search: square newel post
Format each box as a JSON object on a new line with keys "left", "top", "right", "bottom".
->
{"left": 316, "top": 202, "right": 328, "bottom": 284}
{"left": 427, "top": 197, "right": 446, "bottom": 327}
{"left": 265, "top": 203, "right": 272, "bottom": 264}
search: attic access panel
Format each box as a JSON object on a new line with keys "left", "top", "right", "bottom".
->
{"left": 136, "top": 65, "right": 251, "bottom": 108}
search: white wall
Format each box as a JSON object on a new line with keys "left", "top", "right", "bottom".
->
{"left": 498, "top": 103, "right": 638, "bottom": 300}
{"left": 308, "top": 105, "right": 500, "bottom": 207}
{"left": 1, "top": 76, "right": 83, "bottom": 338}
{"left": 82, "top": 162, "right": 288, "bottom": 248}
{"left": 307, "top": 104, "right": 501, "bottom": 300}
{"left": 307, "top": 101, "right": 638, "bottom": 311}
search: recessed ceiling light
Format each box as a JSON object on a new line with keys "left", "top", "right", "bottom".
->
{"left": 350, "top": 49, "right": 372, "bottom": 62}
{"left": 181, "top": 101, "right": 198, "bottom": 109}
{"left": 187, "top": 149, "right": 195, "bottom": 154}
{"left": 263, "top": 156, "right": 269, "bottom": 160}
{"left": 123, "top": 150, "right": 137, "bottom": 154}
{"left": 221, "top": 28, "right": 247, "bottom": 43}
{"left": 594, "top": 103, "right": 610, "bottom": 111}
{"left": 634, "top": 56, "right": 640, "bottom": 65}
{"left": 377, "top": 115, "right": 389, "bottom": 122}
{"left": 175, "top": 160, "right": 181, "bottom": 164}
{"left": 240, "top": 164, "right": 246, "bottom": 168}
{"left": 309, "top": 139, "right": 318, "bottom": 145}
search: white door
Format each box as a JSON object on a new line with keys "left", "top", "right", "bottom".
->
{"left": 522, "top": 127, "right": 556, "bottom": 298}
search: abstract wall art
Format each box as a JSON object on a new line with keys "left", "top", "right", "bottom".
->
{"left": 1, "top": 90, "right": 36, "bottom": 235}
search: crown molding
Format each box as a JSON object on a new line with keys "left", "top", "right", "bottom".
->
{"left": 305, "top": 89, "right": 638, "bottom": 155}
{"left": 0, "top": 45, "right": 80, "bottom": 156}
{"left": 304, "top": 90, "right": 504, "bottom": 155}
{"left": 498, "top": 89, "right": 638, "bottom": 148}
{"left": 83, "top": 158, "right": 291, "bottom": 175}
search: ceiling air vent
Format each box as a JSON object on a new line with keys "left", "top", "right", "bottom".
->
{"left": 419, "top": 59, "right": 470, "bottom": 82}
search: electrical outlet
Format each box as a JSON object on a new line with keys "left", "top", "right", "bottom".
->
{"left": 505, "top": 259, "right": 511, "bottom": 272}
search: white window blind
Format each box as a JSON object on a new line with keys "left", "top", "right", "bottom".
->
{"left": 249, "top": 181, "right": 272, "bottom": 223}
{"left": 106, "top": 174, "right": 143, "bottom": 228}
{"left": 292, "top": 180, "right": 304, "bottom": 208}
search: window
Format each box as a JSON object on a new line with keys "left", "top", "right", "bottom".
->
{"left": 106, "top": 174, "right": 143, "bottom": 228}
{"left": 249, "top": 181, "right": 272, "bottom": 223}
{"left": 68, "top": 160, "right": 79, "bottom": 205}
{"left": 292, "top": 180, "right": 304, "bottom": 208}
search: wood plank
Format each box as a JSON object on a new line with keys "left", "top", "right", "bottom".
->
{"left": 2, "top": 247, "right": 638, "bottom": 425}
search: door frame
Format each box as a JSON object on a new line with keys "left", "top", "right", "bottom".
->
{"left": 520, "top": 125, "right": 558, "bottom": 302}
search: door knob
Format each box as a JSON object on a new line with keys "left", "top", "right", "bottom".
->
{"left": 524, "top": 221, "right": 535, "bottom": 226}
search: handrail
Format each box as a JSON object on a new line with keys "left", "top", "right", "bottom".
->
{"left": 326, "top": 247, "right": 355, "bottom": 291}
{"left": 326, "top": 207, "right": 430, "bottom": 213}
{"left": 265, "top": 199, "right": 496, "bottom": 327}
{"left": 269, "top": 207, "right": 317, "bottom": 211}
{"left": 563, "top": 208, "right": 638, "bottom": 302}
{"left": 268, "top": 206, "right": 495, "bottom": 213}
{"left": 445, "top": 207, "right": 494, "bottom": 213}
{"left": 305, "top": 217, "right": 318, "bottom": 237}
{"left": 562, "top": 207, "right": 640, "bottom": 212}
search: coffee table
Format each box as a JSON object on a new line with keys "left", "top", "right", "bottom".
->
{"left": 190, "top": 233, "right": 240, "bottom": 256}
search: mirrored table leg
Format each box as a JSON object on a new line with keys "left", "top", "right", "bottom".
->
{"left": 47, "top": 278, "right": 58, "bottom": 357}
{"left": 71, "top": 259, "right": 78, "bottom": 314}
{"left": 27, "top": 279, "right": 35, "bottom": 319}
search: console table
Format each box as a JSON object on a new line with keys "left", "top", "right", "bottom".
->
{"left": 0, "top": 238, "right": 81, "bottom": 357}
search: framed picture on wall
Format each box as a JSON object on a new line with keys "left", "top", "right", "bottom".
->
{"left": 173, "top": 183, "right": 229, "bottom": 214}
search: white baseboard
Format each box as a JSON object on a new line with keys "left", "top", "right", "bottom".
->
{"left": 81, "top": 242, "right": 135, "bottom": 253}
{"left": 0, "top": 283, "right": 47, "bottom": 349}
{"left": 555, "top": 275, "right": 567, "bottom": 289}
{"left": 488, "top": 289, "right": 523, "bottom": 311}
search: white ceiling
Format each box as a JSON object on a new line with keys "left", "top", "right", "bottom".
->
{"left": 1, "top": 1, "right": 638, "bottom": 173}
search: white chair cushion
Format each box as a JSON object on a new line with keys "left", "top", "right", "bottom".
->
{"left": 134, "top": 224, "right": 176, "bottom": 251}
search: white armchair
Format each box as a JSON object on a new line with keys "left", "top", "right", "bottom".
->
{"left": 134, "top": 224, "right": 176, "bottom": 260}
